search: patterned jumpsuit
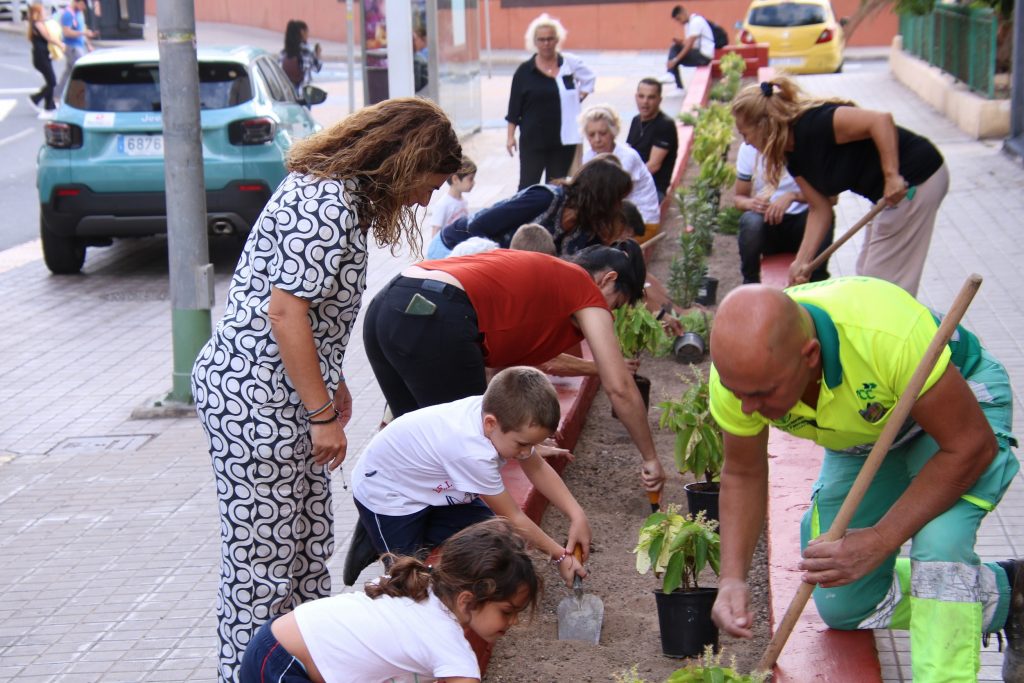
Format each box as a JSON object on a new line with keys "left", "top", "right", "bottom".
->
{"left": 191, "top": 173, "right": 366, "bottom": 682}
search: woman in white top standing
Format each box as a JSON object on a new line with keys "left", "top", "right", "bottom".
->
{"left": 506, "top": 13, "right": 595, "bottom": 190}
{"left": 580, "top": 104, "right": 661, "bottom": 226}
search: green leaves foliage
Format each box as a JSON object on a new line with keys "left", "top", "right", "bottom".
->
{"left": 658, "top": 367, "right": 724, "bottom": 483}
{"left": 614, "top": 302, "right": 669, "bottom": 358}
{"left": 665, "top": 647, "right": 769, "bottom": 682}
{"left": 634, "top": 505, "right": 720, "bottom": 594}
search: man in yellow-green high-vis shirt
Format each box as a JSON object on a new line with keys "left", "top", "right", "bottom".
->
{"left": 708, "top": 277, "right": 1021, "bottom": 682}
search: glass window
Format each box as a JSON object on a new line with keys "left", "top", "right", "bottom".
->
{"left": 255, "top": 58, "right": 296, "bottom": 103}
{"left": 748, "top": 3, "right": 826, "bottom": 27}
{"left": 65, "top": 61, "right": 253, "bottom": 112}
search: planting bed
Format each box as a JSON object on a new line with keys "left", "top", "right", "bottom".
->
{"left": 485, "top": 199, "right": 773, "bottom": 681}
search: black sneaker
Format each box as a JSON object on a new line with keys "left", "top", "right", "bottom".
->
{"left": 998, "top": 559, "right": 1024, "bottom": 682}
{"left": 342, "top": 521, "right": 380, "bottom": 587}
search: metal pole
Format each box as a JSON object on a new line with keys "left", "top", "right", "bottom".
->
{"left": 1004, "top": 0, "right": 1024, "bottom": 160}
{"left": 346, "top": 0, "right": 356, "bottom": 113}
{"left": 386, "top": 0, "right": 414, "bottom": 97}
{"left": 484, "top": 0, "right": 492, "bottom": 78}
{"left": 157, "top": 0, "right": 212, "bottom": 404}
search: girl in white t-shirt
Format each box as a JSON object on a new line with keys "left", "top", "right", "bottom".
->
{"left": 238, "top": 518, "right": 539, "bottom": 683}
{"left": 429, "top": 156, "right": 477, "bottom": 237}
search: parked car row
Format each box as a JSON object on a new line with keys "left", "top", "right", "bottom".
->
{"left": 36, "top": 46, "right": 326, "bottom": 274}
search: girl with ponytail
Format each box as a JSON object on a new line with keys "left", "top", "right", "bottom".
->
{"left": 239, "top": 518, "right": 540, "bottom": 683}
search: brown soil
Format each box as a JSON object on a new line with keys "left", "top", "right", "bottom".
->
{"left": 484, "top": 174, "right": 772, "bottom": 682}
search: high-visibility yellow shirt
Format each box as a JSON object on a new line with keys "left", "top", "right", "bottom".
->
{"left": 710, "top": 277, "right": 954, "bottom": 454}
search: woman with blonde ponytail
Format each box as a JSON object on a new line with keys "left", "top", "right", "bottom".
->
{"left": 731, "top": 77, "right": 947, "bottom": 296}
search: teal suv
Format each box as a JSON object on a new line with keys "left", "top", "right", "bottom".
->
{"left": 37, "top": 46, "right": 326, "bottom": 274}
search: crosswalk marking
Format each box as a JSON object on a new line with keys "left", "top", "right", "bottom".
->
{"left": 0, "top": 98, "right": 17, "bottom": 122}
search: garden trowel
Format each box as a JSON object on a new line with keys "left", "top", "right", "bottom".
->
{"left": 556, "top": 545, "right": 603, "bottom": 643}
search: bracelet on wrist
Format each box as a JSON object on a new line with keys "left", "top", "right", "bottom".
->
{"left": 307, "top": 398, "right": 334, "bottom": 418}
{"left": 309, "top": 408, "right": 339, "bottom": 425}
{"left": 550, "top": 550, "right": 569, "bottom": 566}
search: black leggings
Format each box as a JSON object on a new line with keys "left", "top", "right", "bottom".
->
{"left": 31, "top": 51, "right": 56, "bottom": 110}
{"left": 362, "top": 276, "right": 487, "bottom": 418}
{"left": 518, "top": 143, "right": 577, "bottom": 191}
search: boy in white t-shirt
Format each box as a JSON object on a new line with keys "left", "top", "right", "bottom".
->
{"left": 666, "top": 4, "right": 714, "bottom": 90}
{"left": 350, "top": 366, "right": 589, "bottom": 587}
{"left": 429, "top": 156, "right": 477, "bottom": 236}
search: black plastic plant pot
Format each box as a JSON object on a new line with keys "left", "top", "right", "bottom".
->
{"left": 653, "top": 587, "right": 719, "bottom": 658}
{"left": 673, "top": 332, "right": 706, "bottom": 364}
{"left": 684, "top": 481, "right": 720, "bottom": 526}
{"left": 695, "top": 276, "right": 719, "bottom": 306}
{"left": 613, "top": 374, "right": 651, "bottom": 419}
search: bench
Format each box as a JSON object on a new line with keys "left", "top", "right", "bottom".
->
{"left": 711, "top": 43, "right": 770, "bottom": 79}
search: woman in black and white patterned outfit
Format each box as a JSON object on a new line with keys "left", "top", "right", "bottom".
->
{"left": 190, "top": 97, "right": 461, "bottom": 683}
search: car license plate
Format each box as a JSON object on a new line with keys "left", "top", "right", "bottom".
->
{"left": 769, "top": 57, "right": 803, "bottom": 67}
{"left": 117, "top": 134, "right": 164, "bottom": 157}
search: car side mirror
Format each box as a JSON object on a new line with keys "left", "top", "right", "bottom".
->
{"left": 302, "top": 85, "right": 328, "bottom": 106}
{"left": 839, "top": 17, "right": 849, "bottom": 27}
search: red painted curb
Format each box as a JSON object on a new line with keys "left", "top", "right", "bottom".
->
{"left": 761, "top": 258, "right": 881, "bottom": 682}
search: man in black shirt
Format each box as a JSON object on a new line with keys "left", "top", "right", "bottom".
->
{"left": 626, "top": 78, "right": 678, "bottom": 200}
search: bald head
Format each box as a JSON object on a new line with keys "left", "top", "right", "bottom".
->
{"left": 711, "top": 285, "right": 813, "bottom": 374}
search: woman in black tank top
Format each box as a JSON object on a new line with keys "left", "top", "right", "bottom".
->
{"left": 27, "top": 3, "right": 62, "bottom": 112}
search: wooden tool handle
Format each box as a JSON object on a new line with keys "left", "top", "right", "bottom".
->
{"left": 803, "top": 197, "right": 887, "bottom": 277}
{"left": 647, "top": 491, "right": 661, "bottom": 512}
{"left": 757, "top": 273, "right": 983, "bottom": 675}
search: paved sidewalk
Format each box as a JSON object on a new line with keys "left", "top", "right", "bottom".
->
{"left": 0, "top": 17, "right": 1020, "bottom": 683}
{"left": 798, "top": 68, "right": 1024, "bottom": 682}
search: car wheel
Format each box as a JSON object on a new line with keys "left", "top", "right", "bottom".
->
{"left": 835, "top": 61, "right": 844, "bottom": 73}
{"left": 40, "top": 217, "right": 86, "bottom": 274}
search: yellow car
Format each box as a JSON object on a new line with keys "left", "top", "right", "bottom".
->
{"left": 738, "top": 0, "right": 846, "bottom": 74}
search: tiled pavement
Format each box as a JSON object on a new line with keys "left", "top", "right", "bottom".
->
{"left": 798, "top": 67, "right": 1024, "bottom": 682}
{"left": 0, "top": 16, "right": 1020, "bottom": 683}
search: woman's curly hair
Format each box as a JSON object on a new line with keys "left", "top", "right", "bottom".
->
{"left": 562, "top": 154, "right": 632, "bottom": 244}
{"left": 287, "top": 97, "right": 462, "bottom": 254}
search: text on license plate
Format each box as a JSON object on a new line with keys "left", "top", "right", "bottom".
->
{"left": 769, "top": 57, "right": 803, "bottom": 66}
{"left": 117, "top": 134, "right": 164, "bottom": 156}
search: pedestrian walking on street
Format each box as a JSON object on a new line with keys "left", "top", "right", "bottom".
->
{"left": 732, "top": 77, "right": 948, "bottom": 296}
{"left": 279, "top": 19, "right": 322, "bottom": 100}
{"left": 190, "top": 97, "right": 461, "bottom": 683}
{"left": 26, "top": 2, "right": 62, "bottom": 115}
{"left": 54, "top": 0, "right": 95, "bottom": 99}
{"left": 506, "top": 13, "right": 594, "bottom": 190}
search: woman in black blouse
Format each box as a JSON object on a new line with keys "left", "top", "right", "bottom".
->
{"left": 506, "top": 13, "right": 595, "bottom": 190}
{"left": 732, "top": 77, "right": 947, "bottom": 296}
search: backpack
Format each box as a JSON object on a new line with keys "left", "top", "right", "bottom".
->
{"left": 708, "top": 20, "right": 729, "bottom": 50}
{"left": 282, "top": 54, "right": 304, "bottom": 87}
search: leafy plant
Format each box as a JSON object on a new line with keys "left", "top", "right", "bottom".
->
{"left": 717, "top": 206, "right": 742, "bottom": 235}
{"left": 614, "top": 302, "right": 669, "bottom": 358}
{"left": 666, "top": 647, "right": 769, "bottom": 682}
{"left": 635, "top": 505, "right": 720, "bottom": 594}
{"left": 667, "top": 223, "right": 706, "bottom": 309}
{"left": 658, "top": 367, "right": 724, "bottom": 483}
{"left": 678, "top": 310, "right": 711, "bottom": 344}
